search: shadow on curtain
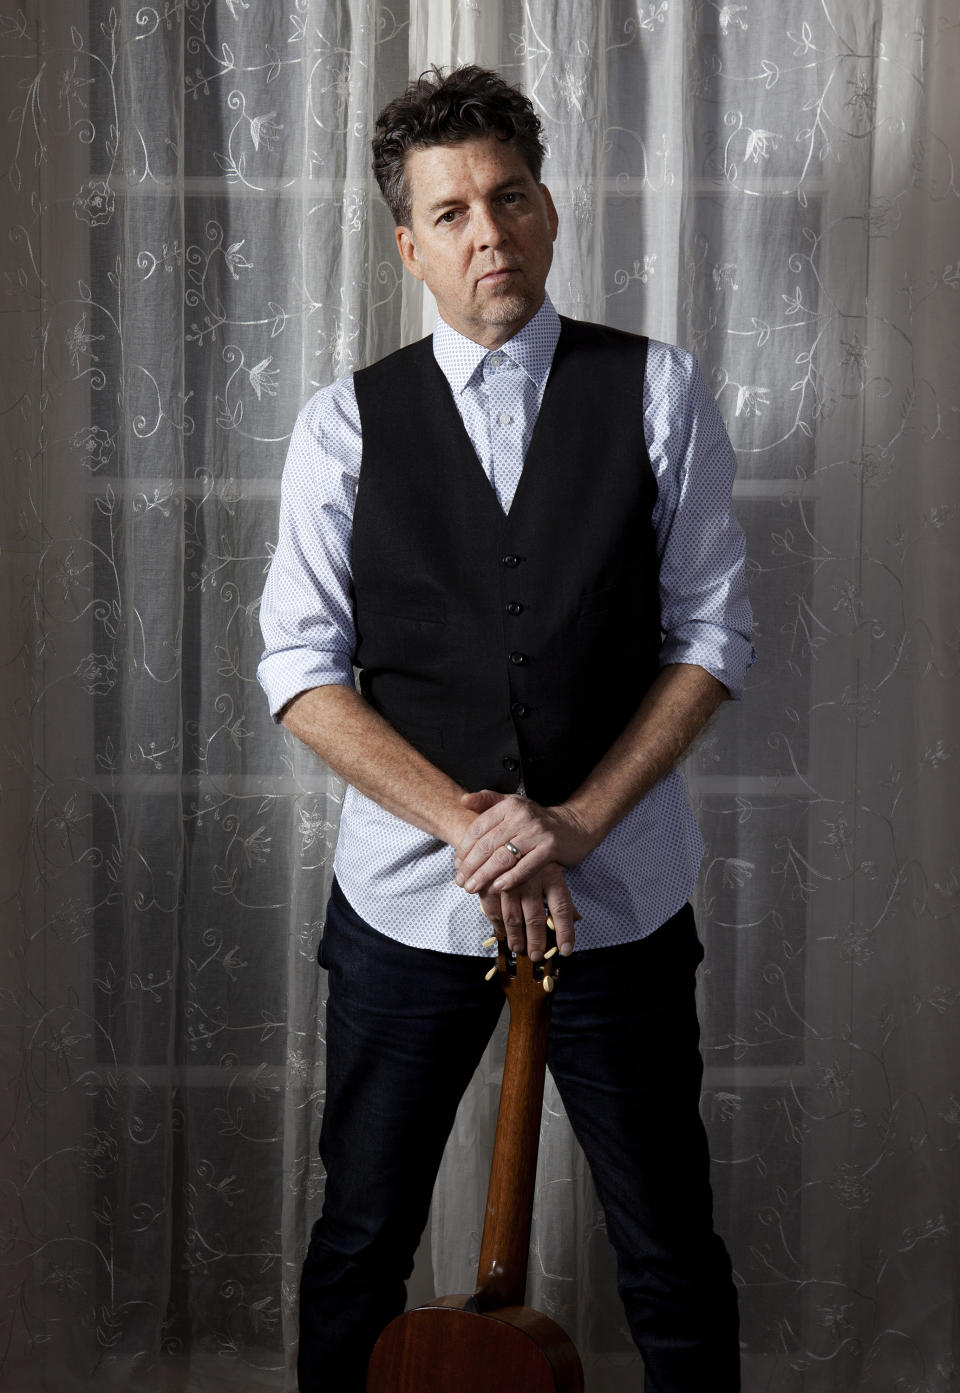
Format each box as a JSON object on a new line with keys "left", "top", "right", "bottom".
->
{"left": 1, "top": 3, "right": 957, "bottom": 1390}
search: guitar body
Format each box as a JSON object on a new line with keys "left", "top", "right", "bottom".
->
{"left": 366, "top": 1294, "right": 584, "bottom": 1392}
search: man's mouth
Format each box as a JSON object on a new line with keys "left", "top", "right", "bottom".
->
{"left": 478, "top": 267, "right": 519, "bottom": 286}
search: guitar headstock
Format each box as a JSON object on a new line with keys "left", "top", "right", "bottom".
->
{"left": 483, "top": 914, "right": 561, "bottom": 1003}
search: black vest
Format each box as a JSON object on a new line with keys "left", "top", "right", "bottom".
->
{"left": 351, "top": 317, "right": 662, "bottom": 806}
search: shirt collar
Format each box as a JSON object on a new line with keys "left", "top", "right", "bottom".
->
{"left": 432, "top": 295, "right": 561, "bottom": 395}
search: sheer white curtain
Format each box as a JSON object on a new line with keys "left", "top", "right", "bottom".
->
{"left": 1, "top": 3, "right": 957, "bottom": 1390}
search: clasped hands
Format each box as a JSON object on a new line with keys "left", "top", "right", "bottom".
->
{"left": 452, "top": 790, "right": 597, "bottom": 961}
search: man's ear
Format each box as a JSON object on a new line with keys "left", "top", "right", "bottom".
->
{"left": 541, "top": 184, "right": 559, "bottom": 242}
{"left": 395, "top": 225, "right": 426, "bottom": 282}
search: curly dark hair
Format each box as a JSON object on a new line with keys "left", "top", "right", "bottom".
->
{"left": 372, "top": 65, "right": 546, "bottom": 226}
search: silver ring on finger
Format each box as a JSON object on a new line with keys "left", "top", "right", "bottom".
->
{"left": 504, "top": 841, "right": 522, "bottom": 858}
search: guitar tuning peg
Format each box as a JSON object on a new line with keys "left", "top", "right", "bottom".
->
{"left": 481, "top": 935, "right": 498, "bottom": 948}
{"left": 542, "top": 974, "right": 555, "bottom": 994}
{"left": 545, "top": 913, "right": 555, "bottom": 932}
{"left": 484, "top": 964, "right": 498, "bottom": 982}
{"left": 544, "top": 946, "right": 558, "bottom": 959}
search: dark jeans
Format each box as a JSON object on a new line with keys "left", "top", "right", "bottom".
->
{"left": 299, "top": 879, "right": 740, "bottom": 1393}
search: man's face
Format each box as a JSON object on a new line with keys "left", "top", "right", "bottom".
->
{"left": 394, "top": 135, "right": 559, "bottom": 350}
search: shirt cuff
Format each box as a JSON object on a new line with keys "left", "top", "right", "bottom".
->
{"left": 257, "top": 649, "right": 356, "bottom": 721}
{"left": 659, "top": 626, "right": 756, "bottom": 701}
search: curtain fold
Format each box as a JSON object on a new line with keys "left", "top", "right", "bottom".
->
{"left": 1, "top": 3, "right": 957, "bottom": 1390}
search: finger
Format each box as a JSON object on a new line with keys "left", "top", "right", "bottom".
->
{"left": 456, "top": 793, "right": 538, "bottom": 849}
{"left": 461, "top": 839, "right": 540, "bottom": 894}
{"left": 488, "top": 842, "right": 554, "bottom": 894}
{"left": 520, "top": 886, "right": 548, "bottom": 961}
{"left": 458, "top": 806, "right": 555, "bottom": 888}
{"left": 542, "top": 867, "right": 578, "bottom": 956}
{"left": 453, "top": 804, "right": 511, "bottom": 872}
{"left": 479, "top": 891, "right": 505, "bottom": 936}
{"left": 459, "top": 789, "right": 504, "bottom": 814}
{"left": 456, "top": 816, "right": 521, "bottom": 886}
{"left": 500, "top": 889, "right": 527, "bottom": 957}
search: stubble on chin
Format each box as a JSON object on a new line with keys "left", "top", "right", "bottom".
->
{"left": 477, "top": 284, "right": 537, "bottom": 330}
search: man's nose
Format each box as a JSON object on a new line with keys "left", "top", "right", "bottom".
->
{"left": 473, "top": 204, "right": 507, "bottom": 250}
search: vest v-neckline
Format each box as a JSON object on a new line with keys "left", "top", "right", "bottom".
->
{"left": 431, "top": 335, "right": 565, "bottom": 526}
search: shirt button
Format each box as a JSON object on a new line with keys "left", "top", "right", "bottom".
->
{"left": 502, "top": 554, "right": 521, "bottom": 568}
{"left": 502, "top": 755, "right": 520, "bottom": 773}
{"left": 511, "top": 702, "right": 530, "bottom": 718}
{"left": 490, "top": 352, "right": 504, "bottom": 367}
{"left": 497, "top": 412, "right": 513, "bottom": 426}
{"left": 509, "top": 651, "right": 526, "bottom": 665}
{"left": 505, "top": 601, "right": 524, "bottom": 617}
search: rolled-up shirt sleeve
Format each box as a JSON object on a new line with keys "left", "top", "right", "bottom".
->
{"left": 257, "top": 377, "right": 361, "bottom": 718}
{"left": 646, "top": 342, "right": 755, "bottom": 700}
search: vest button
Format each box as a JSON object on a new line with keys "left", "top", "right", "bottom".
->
{"left": 509, "top": 651, "right": 527, "bottom": 665}
{"left": 501, "top": 554, "right": 521, "bottom": 568}
{"left": 502, "top": 755, "right": 520, "bottom": 773}
{"left": 505, "top": 601, "right": 524, "bottom": 616}
{"left": 511, "top": 702, "right": 530, "bottom": 718}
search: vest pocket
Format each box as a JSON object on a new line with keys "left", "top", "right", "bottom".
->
{"left": 578, "top": 584, "right": 625, "bottom": 617}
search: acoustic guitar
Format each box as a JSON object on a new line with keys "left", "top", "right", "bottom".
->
{"left": 365, "top": 928, "right": 584, "bottom": 1392}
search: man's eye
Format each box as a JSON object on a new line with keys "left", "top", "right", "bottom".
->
{"left": 438, "top": 210, "right": 458, "bottom": 224}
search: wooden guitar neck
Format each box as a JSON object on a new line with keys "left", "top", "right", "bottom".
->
{"left": 472, "top": 946, "right": 555, "bottom": 1312}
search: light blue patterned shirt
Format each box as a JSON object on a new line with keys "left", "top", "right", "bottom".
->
{"left": 258, "top": 298, "right": 753, "bottom": 955}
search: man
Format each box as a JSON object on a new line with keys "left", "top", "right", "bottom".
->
{"left": 259, "top": 64, "right": 752, "bottom": 1393}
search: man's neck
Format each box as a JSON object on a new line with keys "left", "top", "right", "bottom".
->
{"left": 438, "top": 294, "right": 548, "bottom": 352}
